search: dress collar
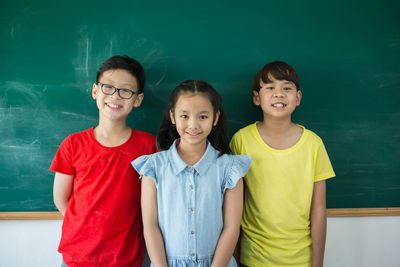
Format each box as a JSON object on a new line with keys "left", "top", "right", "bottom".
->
{"left": 168, "top": 139, "right": 218, "bottom": 176}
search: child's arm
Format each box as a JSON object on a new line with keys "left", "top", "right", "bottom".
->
{"left": 211, "top": 178, "right": 243, "bottom": 267}
{"left": 310, "top": 180, "right": 327, "bottom": 267}
{"left": 141, "top": 176, "right": 168, "bottom": 267}
{"left": 233, "top": 232, "right": 241, "bottom": 266}
{"left": 53, "top": 172, "right": 74, "bottom": 216}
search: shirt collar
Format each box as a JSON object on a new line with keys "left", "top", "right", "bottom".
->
{"left": 168, "top": 139, "right": 218, "bottom": 176}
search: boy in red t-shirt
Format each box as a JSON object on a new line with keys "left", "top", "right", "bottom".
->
{"left": 50, "top": 55, "right": 157, "bottom": 267}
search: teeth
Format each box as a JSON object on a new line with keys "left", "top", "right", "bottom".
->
{"left": 273, "top": 103, "right": 285, "bottom": 107}
{"left": 107, "top": 103, "right": 120, "bottom": 108}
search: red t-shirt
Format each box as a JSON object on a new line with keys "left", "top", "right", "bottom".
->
{"left": 50, "top": 128, "right": 157, "bottom": 267}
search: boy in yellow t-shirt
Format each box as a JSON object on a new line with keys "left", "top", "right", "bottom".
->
{"left": 230, "top": 61, "right": 335, "bottom": 267}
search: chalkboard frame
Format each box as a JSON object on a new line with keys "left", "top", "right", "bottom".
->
{"left": 2, "top": 208, "right": 400, "bottom": 220}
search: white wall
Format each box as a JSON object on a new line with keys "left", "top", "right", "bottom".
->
{"left": 325, "top": 216, "right": 400, "bottom": 267}
{"left": 1, "top": 217, "right": 400, "bottom": 267}
{"left": 0, "top": 220, "right": 62, "bottom": 266}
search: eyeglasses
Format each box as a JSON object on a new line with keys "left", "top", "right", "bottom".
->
{"left": 96, "top": 82, "right": 139, "bottom": 99}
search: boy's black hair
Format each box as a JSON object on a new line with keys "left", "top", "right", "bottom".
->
{"left": 157, "top": 80, "right": 230, "bottom": 156}
{"left": 96, "top": 55, "right": 146, "bottom": 93}
{"left": 252, "top": 61, "right": 300, "bottom": 93}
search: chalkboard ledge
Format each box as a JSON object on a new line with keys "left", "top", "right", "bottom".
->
{"left": 1, "top": 208, "right": 400, "bottom": 220}
{"left": 0, "top": 212, "right": 63, "bottom": 220}
{"left": 327, "top": 208, "right": 400, "bottom": 217}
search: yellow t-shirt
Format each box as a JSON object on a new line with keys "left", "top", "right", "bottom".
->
{"left": 230, "top": 122, "right": 335, "bottom": 267}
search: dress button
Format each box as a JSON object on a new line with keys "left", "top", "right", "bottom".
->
{"left": 190, "top": 185, "right": 194, "bottom": 190}
{"left": 190, "top": 230, "right": 195, "bottom": 234}
{"left": 190, "top": 208, "right": 194, "bottom": 212}
{"left": 191, "top": 252, "right": 195, "bottom": 257}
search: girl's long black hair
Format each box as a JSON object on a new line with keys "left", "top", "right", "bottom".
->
{"left": 156, "top": 80, "right": 230, "bottom": 156}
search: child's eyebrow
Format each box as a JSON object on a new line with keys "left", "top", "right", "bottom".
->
{"left": 101, "top": 78, "right": 136, "bottom": 88}
{"left": 177, "top": 110, "right": 211, "bottom": 114}
{"left": 260, "top": 82, "right": 272, "bottom": 86}
{"left": 283, "top": 81, "right": 295, "bottom": 84}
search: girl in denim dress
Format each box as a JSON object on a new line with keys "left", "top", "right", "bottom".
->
{"left": 132, "top": 80, "right": 251, "bottom": 267}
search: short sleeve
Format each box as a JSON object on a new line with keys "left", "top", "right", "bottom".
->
{"left": 224, "top": 155, "right": 252, "bottom": 191}
{"left": 314, "top": 140, "right": 335, "bottom": 182}
{"left": 49, "top": 135, "right": 75, "bottom": 175}
{"left": 229, "top": 131, "right": 241, "bottom": 155}
{"left": 131, "top": 154, "right": 157, "bottom": 183}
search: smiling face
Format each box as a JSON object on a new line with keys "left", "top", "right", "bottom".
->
{"left": 92, "top": 69, "right": 143, "bottom": 122}
{"left": 170, "top": 92, "right": 219, "bottom": 149}
{"left": 253, "top": 74, "right": 302, "bottom": 120}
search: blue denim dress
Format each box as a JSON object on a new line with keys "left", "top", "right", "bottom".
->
{"left": 132, "top": 140, "right": 252, "bottom": 267}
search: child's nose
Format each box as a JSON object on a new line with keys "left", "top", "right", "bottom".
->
{"left": 188, "top": 117, "right": 199, "bottom": 128}
{"left": 273, "top": 87, "right": 285, "bottom": 97}
{"left": 110, "top": 90, "right": 122, "bottom": 100}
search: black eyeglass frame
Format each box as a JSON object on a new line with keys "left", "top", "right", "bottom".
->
{"left": 96, "top": 82, "right": 140, "bottom": 99}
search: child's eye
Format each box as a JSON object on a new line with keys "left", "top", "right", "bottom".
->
{"left": 104, "top": 84, "right": 114, "bottom": 89}
{"left": 180, "top": 115, "right": 188, "bottom": 119}
{"left": 283, "top": 87, "right": 293, "bottom": 90}
{"left": 200, "top": 115, "right": 208, "bottom": 120}
{"left": 266, "top": 87, "right": 274, "bottom": 90}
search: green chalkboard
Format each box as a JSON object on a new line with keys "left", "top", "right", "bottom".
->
{"left": 1, "top": 0, "right": 399, "bottom": 211}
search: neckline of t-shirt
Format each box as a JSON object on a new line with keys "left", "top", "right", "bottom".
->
{"left": 252, "top": 122, "right": 307, "bottom": 154}
{"left": 90, "top": 127, "right": 135, "bottom": 149}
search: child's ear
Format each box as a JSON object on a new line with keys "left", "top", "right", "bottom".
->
{"left": 92, "top": 83, "right": 98, "bottom": 99}
{"left": 213, "top": 111, "right": 220, "bottom": 126}
{"left": 296, "top": 90, "right": 302, "bottom": 106}
{"left": 252, "top": 91, "right": 261, "bottom": 106}
{"left": 169, "top": 110, "right": 176, "bottom": 124}
{"left": 133, "top": 93, "right": 144, "bottom": 108}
